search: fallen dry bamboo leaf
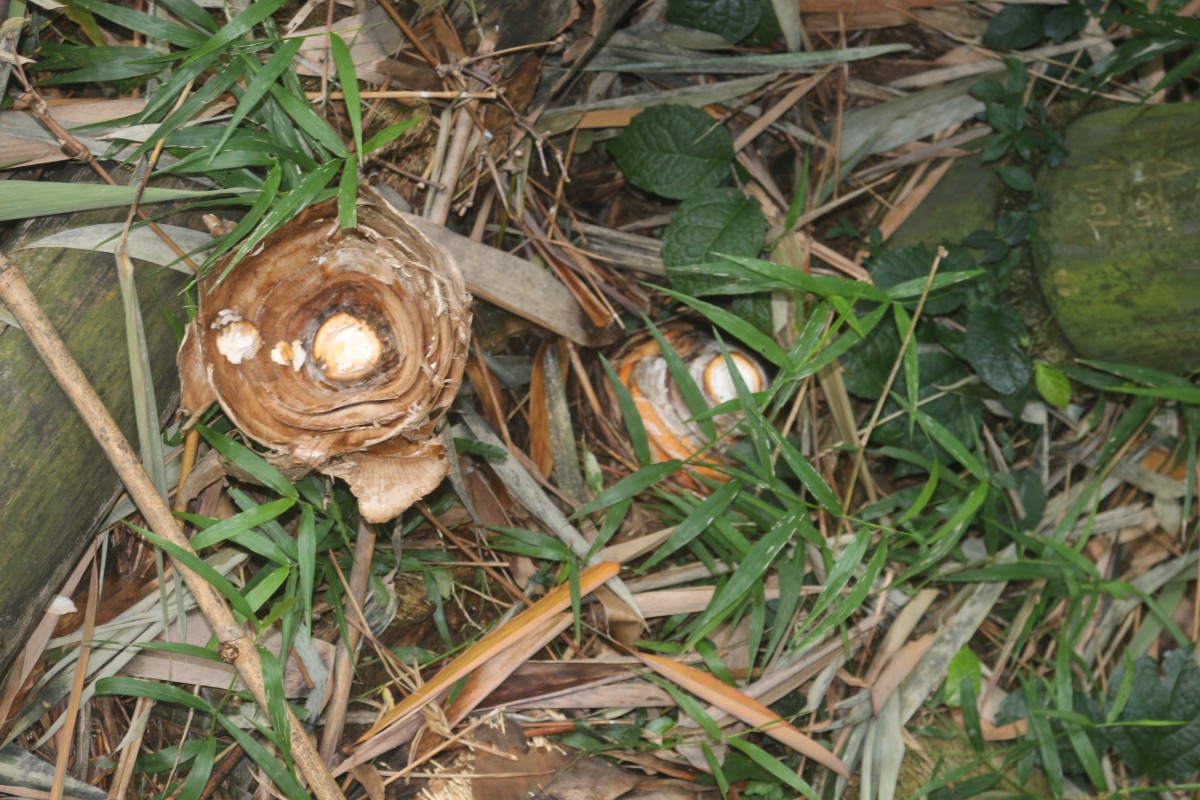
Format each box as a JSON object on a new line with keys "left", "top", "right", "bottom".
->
{"left": 635, "top": 652, "right": 849, "bottom": 777}
{"left": 443, "top": 610, "right": 573, "bottom": 726}
{"left": 178, "top": 193, "right": 470, "bottom": 522}
{"left": 870, "top": 633, "right": 935, "bottom": 714}
{"left": 335, "top": 561, "right": 621, "bottom": 774}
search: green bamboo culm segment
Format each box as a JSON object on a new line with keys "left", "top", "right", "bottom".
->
{"left": 1036, "top": 102, "right": 1200, "bottom": 371}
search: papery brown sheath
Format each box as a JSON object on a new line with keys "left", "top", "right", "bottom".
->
{"left": 179, "top": 194, "right": 471, "bottom": 522}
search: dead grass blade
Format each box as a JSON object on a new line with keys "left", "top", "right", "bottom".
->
{"left": 338, "top": 561, "right": 621, "bottom": 774}
{"left": 635, "top": 651, "right": 849, "bottom": 777}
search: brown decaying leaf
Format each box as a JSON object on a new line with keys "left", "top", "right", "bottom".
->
{"left": 334, "top": 561, "right": 621, "bottom": 775}
{"left": 178, "top": 193, "right": 471, "bottom": 522}
{"left": 635, "top": 652, "right": 849, "bottom": 777}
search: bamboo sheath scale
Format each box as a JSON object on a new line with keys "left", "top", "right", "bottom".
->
{"left": 0, "top": 251, "right": 347, "bottom": 800}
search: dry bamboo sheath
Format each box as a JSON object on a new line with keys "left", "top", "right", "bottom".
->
{"left": 0, "top": 250, "right": 347, "bottom": 800}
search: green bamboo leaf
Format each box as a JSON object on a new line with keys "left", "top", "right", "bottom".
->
{"left": 915, "top": 407, "right": 988, "bottom": 480}
{"left": 297, "top": 505, "right": 317, "bottom": 629}
{"left": 215, "top": 160, "right": 339, "bottom": 277}
{"left": 38, "top": 46, "right": 173, "bottom": 85}
{"left": 177, "top": 735, "right": 217, "bottom": 800}
{"left": 129, "top": 522, "right": 257, "bottom": 621}
{"left": 268, "top": 82, "right": 349, "bottom": 158}
{"left": 329, "top": 33, "right": 363, "bottom": 163}
{"left": 600, "top": 355, "right": 651, "bottom": 466}
{"left": 180, "top": 0, "right": 287, "bottom": 66}
{"left": 96, "top": 676, "right": 216, "bottom": 711}
{"left": 217, "top": 714, "right": 309, "bottom": 800}
{"left": 789, "top": 524, "right": 870, "bottom": 647}
{"left": 592, "top": 43, "right": 910, "bottom": 74}
{"left": 658, "top": 287, "right": 793, "bottom": 369}
{"left": 258, "top": 647, "right": 292, "bottom": 763}
{"left": 487, "top": 526, "right": 575, "bottom": 561}
{"left": 0, "top": 182, "right": 245, "bottom": 222}
{"left": 156, "top": 0, "right": 220, "bottom": 32}
{"left": 727, "top": 738, "right": 818, "bottom": 798}
{"left": 194, "top": 425, "right": 299, "bottom": 500}
{"left": 70, "top": 0, "right": 208, "bottom": 47}
{"left": 644, "top": 318, "right": 717, "bottom": 439}
{"left": 209, "top": 37, "right": 305, "bottom": 160}
{"left": 203, "top": 164, "right": 281, "bottom": 267}
{"left": 643, "top": 480, "right": 741, "bottom": 570}
{"left": 688, "top": 507, "right": 804, "bottom": 645}
{"left": 363, "top": 118, "right": 424, "bottom": 155}
{"left": 187, "top": 498, "right": 296, "bottom": 552}
{"left": 338, "top": 159, "right": 358, "bottom": 229}
{"left": 764, "top": 425, "right": 842, "bottom": 513}
{"left": 125, "top": 640, "right": 224, "bottom": 662}
{"left": 571, "top": 461, "right": 682, "bottom": 519}
{"left": 794, "top": 537, "right": 886, "bottom": 649}
{"left": 127, "top": 59, "right": 247, "bottom": 162}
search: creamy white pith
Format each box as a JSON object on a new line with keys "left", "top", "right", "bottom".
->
{"left": 312, "top": 311, "right": 383, "bottom": 380}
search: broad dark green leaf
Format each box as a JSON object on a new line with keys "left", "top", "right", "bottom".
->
{"left": 609, "top": 105, "right": 733, "bottom": 200}
{"left": 964, "top": 303, "right": 1031, "bottom": 395}
{"left": 667, "top": 0, "right": 761, "bottom": 43}
{"left": 1108, "top": 650, "right": 1200, "bottom": 781}
{"left": 982, "top": 4, "right": 1049, "bottom": 50}
{"left": 997, "top": 165, "right": 1035, "bottom": 192}
{"left": 663, "top": 188, "right": 766, "bottom": 282}
{"left": 870, "top": 245, "right": 971, "bottom": 316}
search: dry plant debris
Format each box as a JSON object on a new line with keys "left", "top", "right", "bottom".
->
{"left": 0, "top": 0, "right": 1197, "bottom": 799}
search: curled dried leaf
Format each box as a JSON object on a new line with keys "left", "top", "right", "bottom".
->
{"left": 178, "top": 194, "right": 472, "bottom": 521}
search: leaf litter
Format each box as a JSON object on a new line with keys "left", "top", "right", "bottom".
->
{"left": 0, "top": 0, "right": 1198, "bottom": 798}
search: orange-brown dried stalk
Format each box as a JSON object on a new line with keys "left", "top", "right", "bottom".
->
{"left": 179, "top": 193, "right": 471, "bottom": 521}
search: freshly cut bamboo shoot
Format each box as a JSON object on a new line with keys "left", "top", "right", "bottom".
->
{"left": 179, "top": 195, "right": 471, "bottom": 521}
{"left": 609, "top": 324, "right": 768, "bottom": 481}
